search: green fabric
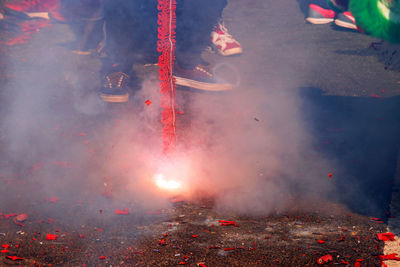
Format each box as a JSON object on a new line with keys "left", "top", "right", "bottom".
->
{"left": 349, "top": 0, "right": 400, "bottom": 43}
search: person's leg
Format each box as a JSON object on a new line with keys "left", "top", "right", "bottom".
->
{"left": 173, "top": 0, "right": 232, "bottom": 91}
{"left": 175, "top": 0, "right": 227, "bottom": 69}
{"left": 100, "top": 0, "right": 159, "bottom": 102}
{"left": 99, "top": 0, "right": 139, "bottom": 102}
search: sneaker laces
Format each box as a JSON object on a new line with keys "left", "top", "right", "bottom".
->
{"left": 213, "top": 22, "right": 238, "bottom": 44}
{"left": 104, "top": 72, "right": 129, "bottom": 89}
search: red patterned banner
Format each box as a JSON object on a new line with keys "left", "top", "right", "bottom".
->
{"left": 157, "top": 0, "right": 177, "bottom": 153}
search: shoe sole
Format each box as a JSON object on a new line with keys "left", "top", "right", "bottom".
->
{"left": 174, "top": 76, "right": 232, "bottom": 91}
{"left": 100, "top": 93, "right": 129, "bottom": 103}
{"left": 306, "top": 17, "right": 334, "bottom": 24}
{"left": 217, "top": 46, "right": 243, "bottom": 56}
{"left": 334, "top": 19, "right": 357, "bottom": 30}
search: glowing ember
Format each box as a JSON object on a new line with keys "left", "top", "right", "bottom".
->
{"left": 154, "top": 173, "right": 182, "bottom": 191}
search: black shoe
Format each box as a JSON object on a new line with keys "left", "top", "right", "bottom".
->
{"left": 306, "top": 4, "right": 335, "bottom": 24}
{"left": 334, "top": 12, "right": 358, "bottom": 30}
{"left": 174, "top": 64, "right": 232, "bottom": 91}
{"left": 100, "top": 72, "right": 130, "bottom": 103}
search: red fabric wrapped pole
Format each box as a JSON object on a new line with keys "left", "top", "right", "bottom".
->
{"left": 157, "top": 0, "right": 177, "bottom": 153}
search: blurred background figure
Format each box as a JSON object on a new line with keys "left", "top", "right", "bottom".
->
{"left": 349, "top": 0, "right": 400, "bottom": 43}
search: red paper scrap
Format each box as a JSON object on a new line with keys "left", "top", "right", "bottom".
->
{"left": 317, "top": 254, "right": 333, "bottom": 265}
{"left": 317, "top": 240, "right": 325, "bottom": 244}
{"left": 379, "top": 254, "right": 400, "bottom": 261}
{"left": 198, "top": 263, "right": 207, "bottom": 267}
{"left": 192, "top": 235, "right": 198, "bottom": 238}
{"left": 114, "top": 209, "right": 129, "bottom": 215}
{"left": 6, "top": 256, "right": 24, "bottom": 261}
{"left": 45, "top": 234, "right": 58, "bottom": 240}
{"left": 218, "top": 220, "right": 239, "bottom": 227}
{"left": 2, "top": 244, "right": 10, "bottom": 249}
{"left": 339, "top": 260, "right": 349, "bottom": 264}
{"left": 178, "top": 262, "right": 187, "bottom": 265}
{"left": 145, "top": 100, "right": 152, "bottom": 106}
{"left": 377, "top": 233, "right": 396, "bottom": 241}
{"left": 159, "top": 239, "right": 166, "bottom": 245}
{"left": 223, "top": 248, "right": 235, "bottom": 251}
{"left": 99, "top": 256, "right": 107, "bottom": 260}
{"left": 1, "top": 249, "right": 9, "bottom": 253}
{"left": 354, "top": 263, "right": 360, "bottom": 267}
{"left": 49, "top": 197, "right": 59, "bottom": 203}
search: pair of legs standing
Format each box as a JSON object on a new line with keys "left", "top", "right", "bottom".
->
{"left": 100, "top": 0, "right": 235, "bottom": 102}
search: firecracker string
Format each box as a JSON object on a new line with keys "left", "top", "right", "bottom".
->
{"left": 157, "top": 0, "right": 177, "bottom": 153}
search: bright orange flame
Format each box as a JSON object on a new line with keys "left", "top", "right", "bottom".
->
{"left": 154, "top": 173, "right": 182, "bottom": 191}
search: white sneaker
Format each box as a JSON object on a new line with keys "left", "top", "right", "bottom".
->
{"left": 210, "top": 22, "right": 243, "bottom": 56}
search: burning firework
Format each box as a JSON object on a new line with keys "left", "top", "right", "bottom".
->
{"left": 154, "top": 173, "right": 182, "bottom": 191}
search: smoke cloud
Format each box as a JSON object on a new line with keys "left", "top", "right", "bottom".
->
{"left": 0, "top": 9, "right": 338, "bottom": 224}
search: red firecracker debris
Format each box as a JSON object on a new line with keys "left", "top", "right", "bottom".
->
{"left": 49, "top": 197, "right": 59, "bottom": 203}
{"left": 114, "top": 209, "right": 129, "bottom": 215}
{"left": 99, "top": 256, "right": 107, "bottom": 260}
{"left": 159, "top": 239, "right": 167, "bottom": 246}
{"left": 379, "top": 254, "right": 400, "bottom": 261}
{"left": 377, "top": 233, "right": 396, "bottom": 241}
{"left": 223, "top": 248, "right": 235, "bottom": 251}
{"left": 45, "top": 234, "right": 58, "bottom": 240}
{"left": 198, "top": 263, "right": 207, "bottom": 267}
{"left": 218, "top": 220, "right": 239, "bottom": 227}
{"left": 145, "top": 100, "right": 152, "bottom": 106}
{"left": 192, "top": 235, "right": 198, "bottom": 238}
{"left": 178, "top": 262, "right": 187, "bottom": 265}
{"left": 317, "top": 240, "right": 325, "bottom": 244}
{"left": 2, "top": 244, "right": 10, "bottom": 249}
{"left": 1, "top": 249, "right": 9, "bottom": 253}
{"left": 317, "top": 254, "right": 333, "bottom": 265}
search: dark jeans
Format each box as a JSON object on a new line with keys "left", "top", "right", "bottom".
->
{"left": 101, "top": 0, "right": 228, "bottom": 78}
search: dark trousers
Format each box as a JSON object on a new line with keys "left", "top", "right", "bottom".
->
{"left": 101, "top": 0, "right": 227, "bottom": 77}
